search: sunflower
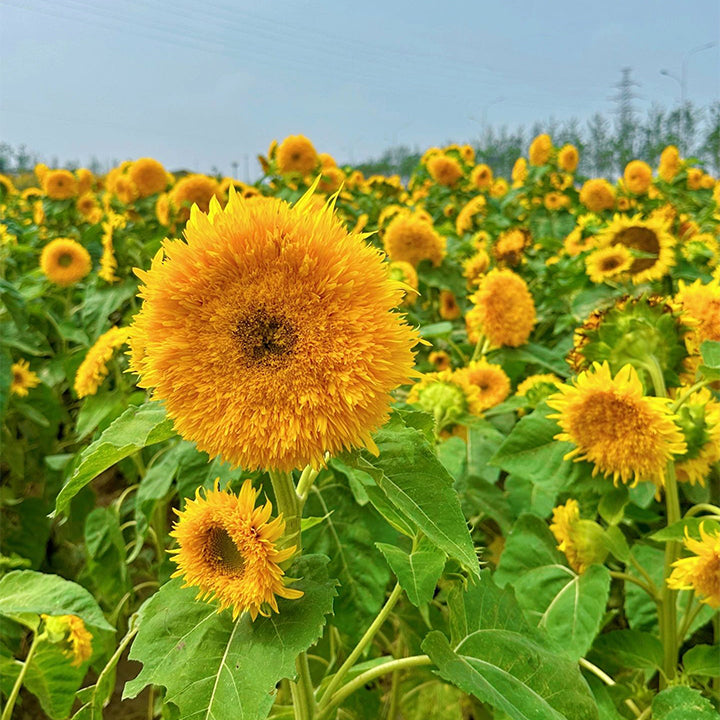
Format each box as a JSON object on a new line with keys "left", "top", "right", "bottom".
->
{"left": 516, "top": 373, "right": 560, "bottom": 411}
{"left": 658, "top": 145, "right": 680, "bottom": 182}
{"left": 547, "top": 362, "right": 686, "bottom": 488}
{"left": 383, "top": 213, "right": 446, "bottom": 267}
{"left": 114, "top": 175, "right": 138, "bottom": 205}
{"left": 579, "top": 178, "right": 615, "bottom": 213}
{"left": 75, "top": 168, "right": 94, "bottom": 195}
{"left": 470, "top": 164, "right": 493, "bottom": 190}
{"left": 466, "top": 269, "right": 536, "bottom": 348}
{"left": 129, "top": 158, "right": 168, "bottom": 198}
{"left": 461, "top": 358, "right": 510, "bottom": 411}
{"left": 439, "top": 290, "right": 460, "bottom": 320}
{"left": 427, "top": 154, "right": 463, "bottom": 187}
{"left": 455, "top": 196, "right": 486, "bottom": 235}
{"left": 76, "top": 192, "right": 99, "bottom": 219}
{"left": 493, "top": 228, "right": 528, "bottom": 266}
{"left": 40, "top": 238, "right": 92, "bottom": 286}
{"left": 388, "top": 260, "right": 419, "bottom": 305}
{"left": 543, "top": 192, "right": 569, "bottom": 211}
{"left": 667, "top": 524, "right": 720, "bottom": 608}
{"left": 557, "top": 144, "right": 579, "bottom": 173}
{"left": 170, "top": 174, "right": 220, "bottom": 220}
{"left": 511, "top": 157, "right": 528, "bottom": 186}
{"left": 549, "top": 500, "right": 607, "bottom": 574}
{"left": 584, "top": 245, "right": 633, "bottom": 283}
{"left": 170, "top": 480, "right": 303, "bottom": 620}
{"left": 42, "top": 614, "right": 93, "bottom": 667}
{"left": 529, "top": 134, "right": 552, "bottom": 166}
{"left": 673, "top": 388, "right": 720, "bottom": 486}
{"left": 490, "top": 178, "right": 509, "bottom": 198}
{"left": 674, "top": 278, "right": 720, "bottom": 350}
{"left": 597, "top": 214, "right": 676, "bottom": 284}
{"left": 74, "top": 327, "right": 130, "bottom": 398}
{"left": 462, "top": 250, "right": 490, "bottom": 287}
{"left": 429, "top": 350, "right": 451, "bottom": 371}
{"left": 623, "top": 160, "right": 652, "bottom": 195}
{"left": 130, "top": 188, "right": 418, "bottom": 472}
{"left": 43, "top": 169, "right": 78, "bottom": 200}
{"left": 460, "top": 144, "right": 476, "bottom": 163}
{"left": 10, "top": 359, "right": 40, "bottom": 397}
{"left": 687, "top": 168, "right": 703, "bottom": 191}
{"left": 407, "top": 369, "right": 483, "bottom": 428}
{"left": 318, "top": 166, "right": 345, "bottom": 194}
{"left": 276, "top": 135, "right": 318, "bottom": 175}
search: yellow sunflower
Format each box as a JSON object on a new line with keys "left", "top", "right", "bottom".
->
{"left": 461, "top": 358, "right": 510, "bottom": 411}
{"left": 623, "top": 160, "right": 653, "bottom": 195}
{"left": 318, "top": 166, "right": 345, "bottom": 194}
{"left": 667, "top": 524, "right": 720, "bottom": 608}
{"left": 429, "top": 350, "right": 451, "bottom": 371}
{"left": 674, "top": 388, "right": 720, "bottom": 486}
{"left": 42, "top": 614, "right": 93, "bottom": 667}
{"left": 470, "top": 164, "right": 493, "bottom": 190}
{"left": 543, "top": 192, "right": 569, "bottom": 211}
{"left": 557, "top": 144, "right": 579, "bottom": 173}
{"left": 388, "top": 260, "right": 419, "bottom": 305}
{"left": 40, "top": 238, "right": 92, "bottom": 286}
{"left": 490, "top": 178, "right": 509, "bottom": 198}
{"left": 529, "top": 134, "right": 552, "bottom": 166}
{"left": 74, "top": 327, "right": 131, "bottom": 398}
{"left": 43, "top": 169, "right": 78, "bottom": 200}
{"left": 462, "top": 250, "right": 490, "bottom": 287}
{"left": 596, "top": 214, "right": 676, "bottom": 284}
{"left": 547, "top": 362, "right": 686, "bottom": 488}
{"left": 549, "top": 500, "right": 607, "bottom": 574}
{"left": 113, "top": 175, "right": 138, "bottom": 205}
{"left": 439, "top": 290, "right": 460, "bottom": 320}
{"left": 130, "top": 188, "right": 418, "bottom": 472}
{"left": 75, "top": 168, "right": 94, "bottom": 195}
{"left": 674, "top": 277, "right": 720, "bottom": 350}
{"left": 687, "top": 167, "right": 703, "bottom": 191}
{"left": 427, "top": 154, "right": 463, "bottom": 187}
{"left": 76, "top": 192, "right": 99, "bottom": 219}
{"left": 170, "top": 480, "right": 303, "bottom": 620}
{"left": 584, "top": 245, "right": 633, "bottom": 284}
{"left": 383, "top": 213, "right": 446, "bottom": 267}
{"left": 658, "top": 145, "right": 680, "bottom": 182}
{"left": 579, "top": 178, "right": 615, "bottom": 213}
{"left": 455, "top": 196, "right": 486, "bottom": 235}
{"left": 511, "top": 157, "right": 528, "bottom": 186}
{"left": 407, "top": 369, "right": 483, "bottom": 428}
{"left": 10, "top": 359, "right": 40, "bottom": 397}
{"left": 276, "top": 135, "right": 318, "bottom": 175}
{"left": 466, "top": 269, "right": 536, "bottom": 348}
{"left": 170, "top": 174, "right": 220, "bottom": 220}
{"left": 493, "top": 228, "right": 528, "bottom": 266}
{"left": 460, "top": 144, "right": 476, "bottom": 163}
{"left": 129, "top": 158, "right": 168, "bottom": 198}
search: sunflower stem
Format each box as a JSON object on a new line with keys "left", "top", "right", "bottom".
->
{"left": 2, "top": 630, "right": 40, "bottom": 720}
{"left": 269, "top": 469, "right": 302, "bottom": 554}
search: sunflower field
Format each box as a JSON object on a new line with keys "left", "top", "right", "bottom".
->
{"left": 0, "top": 134, "right": 719, "bottom": 720}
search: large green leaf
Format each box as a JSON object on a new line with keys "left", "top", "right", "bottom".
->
{"left": 0, "top": 571, "right": 113, "bottom": 632}
{"left": 54, "top": 402, "right": 176, "bottom": 515}
{"left": 0, "top": 345, "right": 12, "bottom": 422}
{"left": 363, "top": 413, "right": 479, "bottom": 575}
{"left": 652, "top": 686, "right": 720, "bottom": 720}
{"left": 376, "top": 538, "right": 446, "bottom": 608}
{"left": 682, "top": 645, "right": 720, "bottom": 677}
{"left": 590, "top": 629, "right": 663, "bottom": 671}
{"left": 422, "top": 572, "right": 598, "bottom": 720}
{"left": 513, "top": 564, "right": 611, "bottom": 660}
{"left": 124, "top": 554, "right": 336, "bottom": 720}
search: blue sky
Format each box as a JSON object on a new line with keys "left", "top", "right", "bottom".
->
{"left": 1, "top": 0, "right": 718, "bottom": 177}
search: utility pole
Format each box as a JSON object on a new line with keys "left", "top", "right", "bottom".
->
{"left": 611, "top": 67, "right": 640, "bottom": 174}
{"left": 231, "top": 161, "right": 239, "bottom": 179}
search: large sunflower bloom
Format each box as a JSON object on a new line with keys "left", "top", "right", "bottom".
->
{"left": 40, "top": 238, "right": 92, "bottom": 286}
{"left": 579, "top": 179, "right": 615, "bottom": 213}
{"left": 170, "top": 174, "right": 220, "bottom": 220}
{"left": 557, "top": 144, "right": 579, "bottom": 173}
{"left": 74, "top": 327, "right": 131, "bottom": 398}
{"left": 427, "top": 154, "right": 463, "bottom": 187}
{"left": 658, "top": 145, "right": 680, "bottom": 182}
{"left": 130, "top": 188, "right": 418, "bottom": 472}
{"left": 129, "top": 158, "right": 168, "bottom": 198}
{"left": 10, "top": 359, "right": 40, "bottom": 397}
{"left": 383, "top": 213, "right": 446, "bottom": 267}
{"left": 529, "top": 133, "right": 552, "bottom": 166}
{"left": 170, "top": 480, "right": 303, "bottom": 620}
{"left": 596, "top": 214, "right": 676, "bottom": 284}
{"left": 276, "top": 135, "right": 319, "bottom": 175}
{"left": 43, "top": 169, "right": 78, "bottom": 200}
{"left": 466, "top": 269, "right": 536, "bottom": 348}
{"left": 623, "top": 160, "right": 653, "bottom": 195}
{"left": 547, "top": 362, "right": 686, "bottom": 487}
{"left": 667, "top": 524, "right": 720, "bottom": 608}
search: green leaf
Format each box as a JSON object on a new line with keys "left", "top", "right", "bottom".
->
{"left": 419, "top": 321, "right": 453, "bottom": 338}
{"left": 652, "top": 686, "right": 720, "bottom": 720}
{"left": 124, "top": 554, "right": 336, "bottom": 720}
{"left": 699, "top": 340, "right": 720, "bottom": 381}
{"left": 650, "top": 517, "right": 720, "bottom": 542}
{"left": 365, "top": 413, "right": 479, "bottom": 576}
{"left": 495, "top": 342, "right": 569, "bottom": 377}
{"left": 54, "top": 402, "right": 176, "bottom": 515}
{"left": 75, "top": 391, "right": 127, "bottom": 441}
{"left": 513, "top": 565, "right": 611, "bottom": 660}
{"left": 683, "top": 645, "right": 720, "bottom": 677}
{"left": 591, "top": 629, "right": 663, "bottom": 671}
{"left": 0, "top": 571, "right": 113, "bottom": 632}
{"left": 494, "top": 514, "right": 564, "bottom": 587}
{"left": 598, "top": 485, "right": 629, "bottom": 525}
{"left": 0, "top": 345, "right": 12, "bottom": 421}
{"left": 376, "top": 538, "right": 446, "bottom": 608}
{"left": 601, "top": 525, "right": 630, "bottom": 562}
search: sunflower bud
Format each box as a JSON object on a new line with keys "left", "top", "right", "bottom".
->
{"left": 411, "top": 377, "right": 468, "bottom": 430}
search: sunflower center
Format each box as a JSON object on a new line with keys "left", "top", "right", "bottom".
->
{"left": 613, "top": 227, "right": 659, "bottom": 272}
{"left": 234, "top": 309, "right": 297, "bottom": 366}
{"left": 58, "top": 253, "right": 74, "bottom": 267}
{"left": 601, "top": 256, "right": 621, "bottom": 271}
{"left": 204, "top": 526, "right": 245, "bottom": 574}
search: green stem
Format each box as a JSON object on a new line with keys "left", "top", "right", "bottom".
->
{"left": 671, "top": 379, "right": 712, "bottom": 412}
{"left": 317, "top": 583, "right": 403, "bottom": 705}
{"left": 269, "top": 469, "right": 301, "bottom": 553}
{"left": 294, "top": 653, "right": 317, "bottom": 720}
{"left": 628, "top": 552, "right": 659, "bottom": 596}
{"left": 684, "top": 503, "right": 720, "bottom": 518}
{"left": 317, "top": 655, "right": 431, "bottom": 719}
{"left": 2, "top": 631, "right": 40, "bottom": 720}
{"left": 578, "top": 658, "right": 643, "bottom": 718}
{"left": 297, "top": 465, "right": 322, "bottom": 505}
{"left": 609, "top": 571, "right": 659, "bottom": 601}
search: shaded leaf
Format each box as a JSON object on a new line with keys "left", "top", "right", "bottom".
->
{"left": 652, "top": 686, "right": 719, "bottom": 720}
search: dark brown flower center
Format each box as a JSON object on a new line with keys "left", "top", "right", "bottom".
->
{"left": 58, "top": 253, "right": 73, "bottom": 267}
{"left": 601, "top": 256, "right": 621, "bottom": 271}
{"left": 204, "top": 526, "right": 245, "bottom": 574}
{"left": 234, "top": 309, "right": 297, "bottom": 367}
{"left": 612, "top": 227, "right": 660, "bottom": 273}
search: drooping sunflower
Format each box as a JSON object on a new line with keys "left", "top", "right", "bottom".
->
{"left": 579, "top": 178, "right": 615, "bottom": 213}
{"left": 673, "top": 388, "right": 720, "bottom": 486}
{"left": 466, "top": 269, "right": 536, "bottom": 348}
{"left": 170, "top": 480, "right": 303, "bottom": 620}
{"left": 170, "top": 174, "right": 220, "bottom": 220}
{"left": 470, "top": 164, "right": 493, "bottom": 190}
{"left": 10, "top": 359, "right": 40, "bottom": 397}
{"left": 584, "top": 245, "right": 633, "bottom": 284}
{"left": 528, "top": 133, "right": 552, "bottom": 166}
{"left": 547, "top": 362, "right": 686, "bottom": 488}
{"left": 596, "top": 214, "right": 676, "bottom": 284}
{"left": 130, "top": 188, "right": 418, "bottom": 472}
{"left": 383, "top": 213, "right": 446, "bottom": 267}
{"left": 623, "top": 160, "right": 653, "bottom": 195}
{"left": 276, "top": 135, "right": 318, "bottom": 175}
{"left": 40, "top": 238, "right": 92, "bottom": 286}
{"left": 43, "top": 169, "right": 78, "bottom": 200}
{"left": 42, "top": 614, "right": 93, "bottom": 667}
{"left": 687, "top": 167, "right": 704, "bottom": 191}
{"left": 557, "top": 144, "right": 579, "bottom": 173}
{"left": 549, "top": 499, "right": 607, "bottom": 574}
{"left": 667, "top": 524, "right": 720, "bottom": 608}
{"left": 129, "top": 158, "right": 168, "bottom": 198}
{"left": 427, "top": 154, "right": 463, "bottom": 187}
{"left": 74, "top": 327, "right": 131, "bottom": 398}
{"left": 461, "top": 358, "right": 510, "bottom": 411}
